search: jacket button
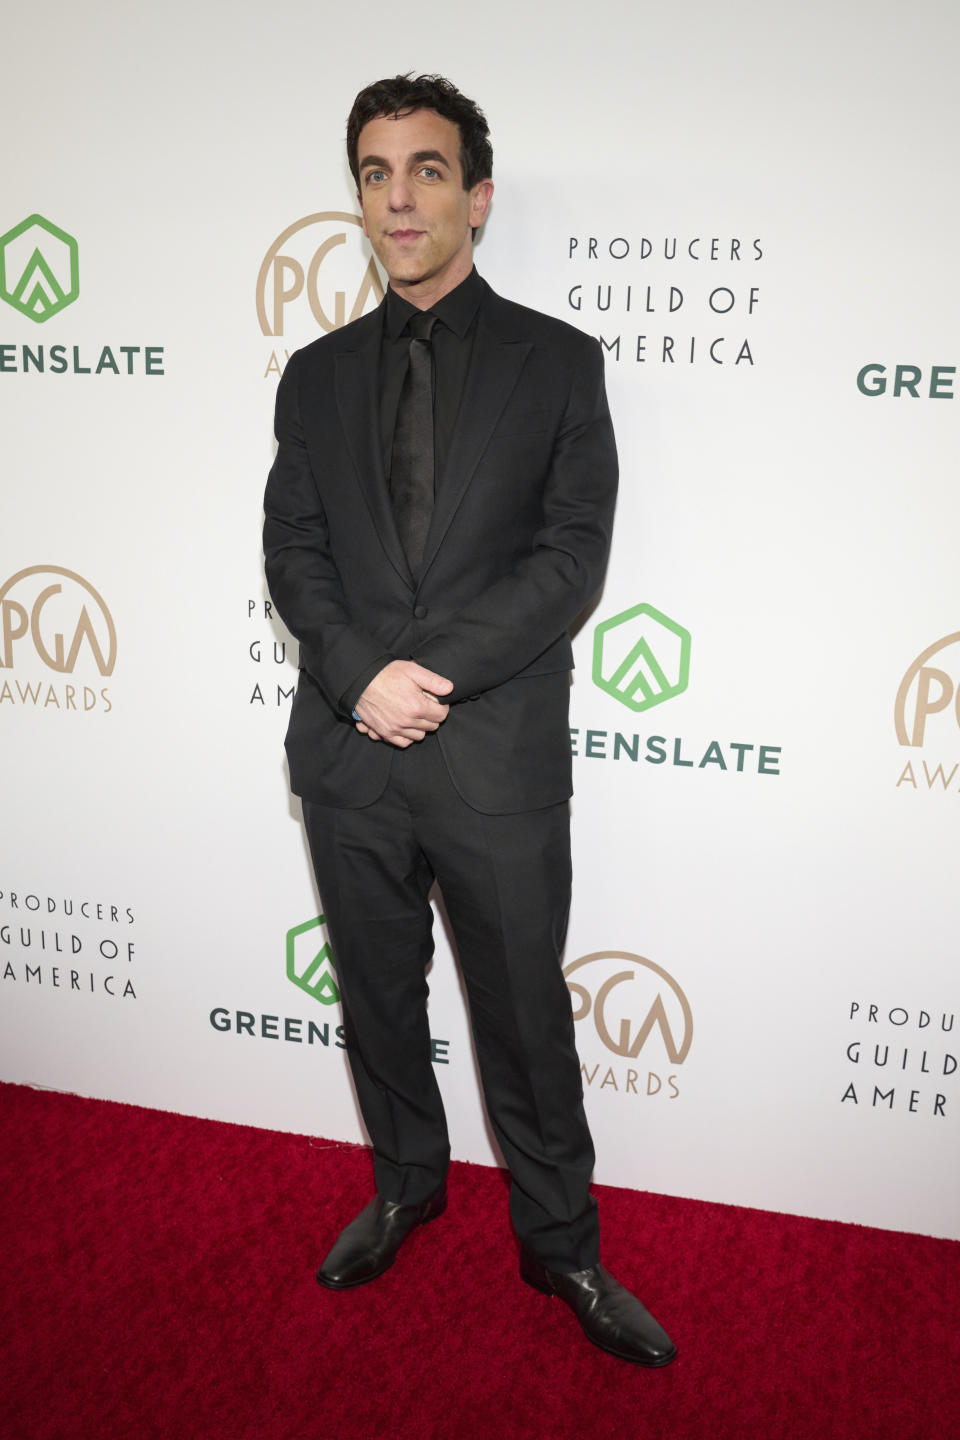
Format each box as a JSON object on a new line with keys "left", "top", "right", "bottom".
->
{"left": 413, "top": 604, "right": 428, "bottom": 619}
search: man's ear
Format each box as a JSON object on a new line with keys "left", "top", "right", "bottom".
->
{"left": 358, "top": 192, "right": 368, "bottom": 237}
{"left": 469, "top": 179, "right": 494, "bottom": 231}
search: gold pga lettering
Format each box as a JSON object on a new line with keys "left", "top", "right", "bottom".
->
{"left": 0, "top": 565, "right": 116, "bottom": 713}
{"left": 257, "top": 212, "right": 384, "bottom": 373}
{"left": 563, "top": 950, "right": 693, "bottom": 1100}
{"left": 895, "top": 632, "right": 960, "bottom": 745}
{"left": 894, "top": 631, "right": 960, "bottom": 795}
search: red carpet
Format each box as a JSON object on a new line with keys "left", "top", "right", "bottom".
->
{"left": 1, "top": 1082, "right": 957, "bottom": 1440}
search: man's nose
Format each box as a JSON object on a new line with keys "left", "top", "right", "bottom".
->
{"left": 387, "top": 175, "right": 414, "bottom": 210}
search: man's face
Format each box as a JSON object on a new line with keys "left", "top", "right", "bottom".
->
{"left": 356, "top": 108, "right": 493, "bottom": 306}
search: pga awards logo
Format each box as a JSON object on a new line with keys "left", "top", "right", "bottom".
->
{"left": 895, "top": 630, "right": 960, "bottom": 794}
{"left": 564, "top": 951, "right": 693, "bottom": 1100}
{"left": 0, "top": 565, "right": 116, "bottom": 713}
{"left": 257, "top": 212, "right": 384, "bottom": 377}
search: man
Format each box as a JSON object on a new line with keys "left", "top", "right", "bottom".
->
{"left": 263, "top": 74, "right": 675, "bottom": 1367}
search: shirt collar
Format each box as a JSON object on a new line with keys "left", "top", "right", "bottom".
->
{"left": 384, "top": 267, "right": 484, "bottom": 340}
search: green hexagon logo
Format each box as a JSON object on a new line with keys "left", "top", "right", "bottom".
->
{"left": 0, "top": 214, "right": 80, "bottom": 323}
{"left": 286, "top": 915, "right": 341, "bottom": 1006}
{"left": 593, "top": 602, "right": 691, "bottom": 712}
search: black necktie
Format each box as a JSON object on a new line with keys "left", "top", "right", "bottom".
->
{"left": 390, "top": 310, "right": 436, "bottom": 577}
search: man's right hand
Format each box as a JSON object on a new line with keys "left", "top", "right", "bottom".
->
{"left": 353, "top": 660, "right": 453, "bottom": 747}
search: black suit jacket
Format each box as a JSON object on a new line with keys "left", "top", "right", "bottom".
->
{"left": 263, "top": 279, "right": 618, "bottom": 814}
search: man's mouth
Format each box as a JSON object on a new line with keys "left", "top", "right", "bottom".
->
{"left": 389, "top": 229, "right": 424, "bottom": 242}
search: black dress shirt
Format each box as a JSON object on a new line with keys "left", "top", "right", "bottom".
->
{"left": 378, "top": 266, "right": 483, "bottom": 482}
{"left": 344, "top": 268, "right": 485, "bottom": 713}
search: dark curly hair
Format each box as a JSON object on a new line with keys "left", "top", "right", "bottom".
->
{"left": 346, "top": 73, "right": 493, "bottom": 191}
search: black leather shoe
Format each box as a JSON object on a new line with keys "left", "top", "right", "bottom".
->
{"left": 316, "top": 1188, "right": 447, "bottom": 1289}
{"left": 520, "top": 1248, "right": 677, "bottom": 1366}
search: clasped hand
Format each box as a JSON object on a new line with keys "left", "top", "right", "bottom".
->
{"left": 354, "top": 659, "right": 453, "bottom": 747}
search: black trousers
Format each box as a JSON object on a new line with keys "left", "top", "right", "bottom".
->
{"left": 302, "top": 735, "right": 600, "bottom": 1272}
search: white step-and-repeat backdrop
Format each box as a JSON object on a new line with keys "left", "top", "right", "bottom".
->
{"left": 2, "top": 0, "right": 957, "bottom": 1239}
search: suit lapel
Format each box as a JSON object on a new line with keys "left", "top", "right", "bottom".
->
{"left": 335, "top": 309, "right": 414, "bottom": 589}
{"left": 419, "top": 306, "right": 532, "bottom": 579}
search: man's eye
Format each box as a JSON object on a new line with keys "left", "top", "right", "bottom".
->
{"left": 420, "top": 167, "right": 440, "bottom": 179}
{"left": 365, "top": 170, "right": 386, "bottom": 184}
